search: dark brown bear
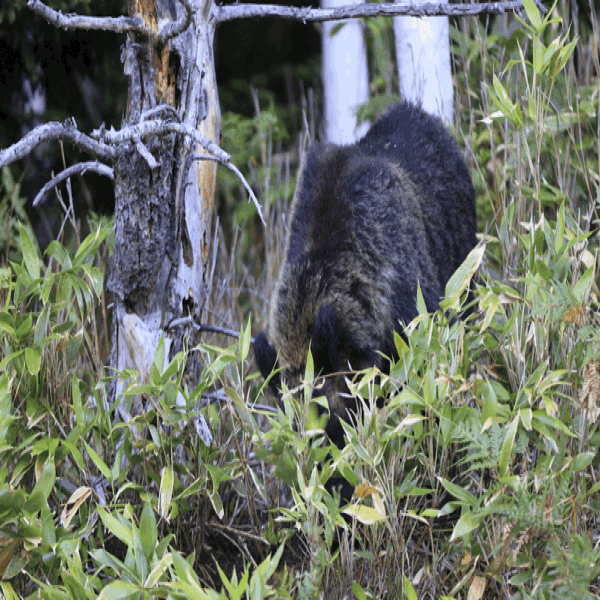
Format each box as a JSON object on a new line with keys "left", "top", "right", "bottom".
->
{"left": 253, "top": 101, "right": 477, "bottom": 449}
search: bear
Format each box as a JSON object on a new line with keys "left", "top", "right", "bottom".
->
{"left": 253, "top": 100, "right": 477, "bottom": 451}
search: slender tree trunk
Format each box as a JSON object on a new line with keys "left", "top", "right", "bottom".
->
{"left": 394, "top": 0, "right": 453, "bottom": 123}
{"left": 321, "top": 0, "right": 369, "bottom": 143}
{"left": 110, "top": 0, "right": 220, "bottom": 408}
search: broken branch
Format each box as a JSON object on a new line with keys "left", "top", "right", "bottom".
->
{"left": 33, "top": 161, "right": 114, "bottom": 207}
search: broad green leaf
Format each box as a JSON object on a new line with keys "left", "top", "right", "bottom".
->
{"left": 98, "top": 508, "right": 133, "bottom": 548}
{"left": 444, "top": 244, "right": 485, "bottom": 309}
{"left": 32, "top": 461, "right": 55, "bottom": 500}
{"left": 72, "top": 375, "right": 83, "bottom": 428}
{"left": 342, "top": 504, "right": 386, "bottom": 525}
{"left": 438, "top": 478, "right": 478, "bottom": 507}
{"left": 97, "top": 581, "right": 139, "bottom": 600}
{"left": 20, "top": 224, "right": 40, "bottom": 281}
{"left": 61, "top": 571, "right": 88, "bottom": 600}
{"left": 534, "top": 259, "right": 553, "bottom": 282}
{"left": 403, "top": 575, "right": 418, "bottom": 600}
{"left": 3, "top": 553, "right": 29, "bottom": 580}
{"left": 45, "top": 240, "right": 71, "bottom": 268}
{"left": 479, "top": 291, "right": 500, "bottom": 332}
{"left": 0, "top": 320, "right": 15, "bottom": 336}
{"left": 450, "top": 512, "right": 482, "bottom": 540}
{"left": 153, "top": 335, "right": 166, "bottom": 374}
{"left": 499, "top": 416, "right": 518, "bottom": 477}
{"left": 519, "top": 408, "right": 532, "bottom": 430}
{"left": 572, "top": 452, "right": 594, "bottom": 472}
{"left": 573, "top": 265, "right": 594, "bottom": 301}
{"left": 239, "top": 315, "right": 251, "bottom": 362}
{"left": 33, "top": 305, "right": 50, "bottom": 344}
{"left": 140, "top": 503, "right": 158, "bottom": 559}
{"left": 145, "top": 553, "right": 173, "bottom": 588}
{"left": 16, "top": 313, "right": 32, "bottom": 341}
{"left": 352, "top": 582, "right": 369, "bottom": 600}
{"left": 90, "top": 549, "right": 129, "bottom": 575}
{"left": 84, "top": 441, "right": 112, "bottom": 481}
{"left": 24, "top": 346, "right": 41, "bottom": 375}
{"left": 522, "top": 0, "right": 542, "bottom": 31}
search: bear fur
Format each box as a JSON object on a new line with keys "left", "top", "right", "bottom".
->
{"left": 253, "top": 101, "right": 477, "bottom": 449}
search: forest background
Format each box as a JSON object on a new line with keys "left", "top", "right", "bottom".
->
{"left": 0, "top": 0, "right": 600, "bottom": 598}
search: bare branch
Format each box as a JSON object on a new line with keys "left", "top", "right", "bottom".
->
{"left": 27, "top": 0, "right": 149, "bottom": 34}
{"left": 141, "top": 105, "right": 180, "bottom": 123}
{"left": 92, "top": 121, "right": 230, "bottom": 163}
{"left": 192, "top": 155, "right": 266, "bottom": 228}
{"left": 158, "top": 0, "right": 194, "bottom": 42}
{"left": 168, "top": 317, "right": 244, "bottom": 340}
{"left": 134, "top": 140, "right": 159, "bottom": 170}
{"left": 33, "top": 161, "right": 114, "bottom": 207}
{"left": 90, "top": 120, "right": 266, "bottom": 224}
{"left": 216, "top": 0, "right": 546, "bottom": 23}
{"left": 0, "top": 120, "right": 115, "bottom": 169}
{"left": 198, "top": 389, "right": 277, "bottom": 413}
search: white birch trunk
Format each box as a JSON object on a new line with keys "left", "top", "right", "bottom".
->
{"left": 321, "top": 0, "right": 369, "bottom": 143}
{"left": 394, "top": 0, "right": 454, "bottom": 123}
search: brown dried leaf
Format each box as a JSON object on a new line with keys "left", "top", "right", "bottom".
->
{"left": 579, "top": 361, "right": 600, "bottom": 424}
{"left": 468, "top": 575, "right": 487, "bottom": 600}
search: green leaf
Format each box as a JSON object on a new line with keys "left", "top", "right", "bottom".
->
{"left": 20, "top": 224, "right": 40, "bottom": 281}
{"left": 572, "top": 452, "right": 594, "bottom": 472}
{"left": 97, "top": 581, "right": 140, "bottom": 600}
{"left": 0, "top": 319, "right": 15, "bottom": 336}
{"left": 522, "top": 0, "right": 542, "bottom": 31}
{"left": 84, "top": 441, "right": 112, "bottom": 481}
{"left": 208, "top": 488, "right": 224, "bottom": 521}
{"left": 45, "top": 240, "right": 72, "bottom": 268}
{"left": 72, "top": 375, "right": 84, "bottom": 428}
{"left": 24, "top": 346, "right": 41, "bottom": 375}
{"left": 443, "top": 244, "right": 485, "bottom": 310}
{"left": 352, "top": 582, "right": 369, "bottom": 600}
{"left": 98, "top": 508, "right": 133, "bottom": 548}
{"left": 16, "top": 313, "right": 33, "bottom": 341}
{"left": 31, "top": 461, "right": 55, "bottom": 500}
{"left": 239, "top": 315, "right": 251, "bottom": 362}
{"left": 519, "top": 407, "right": 532, "bottom": 431}
{"left": 415, "top": 283, "right": 427, "bottom": 316}
{"left": 403, "top": 575, "right": 418, "bottom": 600}
{"left": 573, "top": 265, "right": 594, "bottom": 302}
{"left": 33, "top": 305, "right": 50, "bottom": 344}
{"left": 534, "top": 259, "right": 553, "bottom": 282}
{"left": 90, "top": 549, "right": 129, "bottom": 575}
{"left": 450, "top": 511, "right": 482, "bottom": 540}
{"left": 61, "top": 571, "right": 88, "bottom": 600}
{"left": 499, "top": 416, "right": 518, "bottom": 477}
{"left": 139, "top": 503, "right": 158, "bottom": 559}
{"left": 438, "top": 478, "right": 478, "bottom": 507}
{"left": 144, "top": 553, "right": 173, "bottom": 588}
{"left": 330, "top": 21, "right": 346, "bottom": 37}
{"left": 153, "top": 335, "right": 166, "bottom": 375}
{"left": 73, "top": 225, "right": 110, "bottom": 267}
{"left": 133, "top": 527, "right": 148, "bottom": 584}
{"left": 3, "top": 553, "right": 30, "bottom": 580}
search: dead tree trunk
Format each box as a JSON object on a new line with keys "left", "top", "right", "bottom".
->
{"left": 110, "top": 0, "right": 220, "bottom": 412}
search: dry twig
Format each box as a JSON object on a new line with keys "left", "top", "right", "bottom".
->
{"left": 33, "top": 161, "right": 114, "bottom": 207}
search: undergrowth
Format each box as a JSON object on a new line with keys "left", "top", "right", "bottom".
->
{"left": 1, "top": 0, "right": 600, "bottom": 598}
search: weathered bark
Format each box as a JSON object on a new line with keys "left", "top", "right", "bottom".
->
{"left": 110, "top": 0, "right": 220, "bottom": 410}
